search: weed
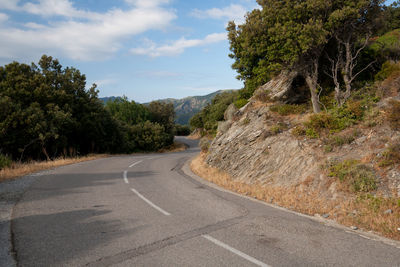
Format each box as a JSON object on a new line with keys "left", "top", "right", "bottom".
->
{"left": 270, "top": 122, "right": 288, "bottom": 135}
{"left": 387, "top": 100, "right": 400, "bottom": 130}
{"left": 199, "top": 137, "right": 211, "bottom": 152}
{"left": 242, "top": 118, "right": 251, "bottom": 125}
{"left": 0, "top": 154, "right": 12, "bottom": 170}
{"left": 270, "top": 103, "right": 308, "bottom": 116}
{"left": 328, "top": 159, "right": 377, "bottom": 193}
{"left": 234, "top": 98, "right": 248, "bottom": 109}
{"left": 379, "top": 142, "right": 400, "bottom": 167}
{"left": 254, "top": 90, "right": 271, "bottom": 102}
{"left": 324, "top": 145, "right": 333, "bottom": 153}
{"left": 0, "top": 155, "right": 106, "bottom": 182}
{"left": 291, "top": 126, "right": 306, "bottom": 137}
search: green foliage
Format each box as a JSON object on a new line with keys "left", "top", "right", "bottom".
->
{"left": 303, "top": 99, "right": 369, "bottom": 137}
{"left": 228, "top": 0, "right": 386, "bottom": 109}
{"left": 189, "top": 91, "right": 238, "bottom": 134}
{"left": 0, "top": 154, "right": 12, "bottom": 170}
{"left": 379, "top": 142, "right": 400, "bottom": 167}
{"left": 270, "top": 122, "right": 288, "bottom": 135}
{"left": 375, "top": 61, "right": 400, "bottom": 81}
{"left": 328, "top": 159, "right": 377, "bottom": 193}
{"left": 370, "top": 29, "right": 400, "bottom": 60}
{"left": 234, "top": 98, "right": 248, "bottom": 109}
{"left": 106, "top": 97, "right": 149, "bottom": 125}
{"left": 269, "top": 104, "right": 308, "bottom": 116}
{"left": 383, "top": 1, "right": 400, "bottom": 32}
{"left": 291, "top": 126, "right": 307, "bottom": 137}
{"left": 129, "top": 121, "right": 171, "bottom": 152}
{"left": 174, "top": 125, "right": 191, "bottom": 136}
{"left": 0, "top": 56, "right": 175, "bottom": 160}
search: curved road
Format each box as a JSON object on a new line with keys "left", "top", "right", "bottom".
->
{"left": 11, "top": 137, "right": 400, "bottom": 266}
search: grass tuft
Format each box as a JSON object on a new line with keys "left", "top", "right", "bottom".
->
{"left": 328, "top": 159, "right": 377, "bottom": 193}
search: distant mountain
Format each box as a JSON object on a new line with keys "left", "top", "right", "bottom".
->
{"left": 100, "top": 90, "right": 236, "bottom": 125}
{"left": 153, "top": 90, "right": 235, "bottom": 125}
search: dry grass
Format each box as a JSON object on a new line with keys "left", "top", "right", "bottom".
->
{"left": 0, "top": 155, "right": 107, "bottom": 183}
{"left": 158, "top": 141, "right": 187, "bottom": 153}
{"left": 191, "top": 153, "right": 400, "bottom": 241}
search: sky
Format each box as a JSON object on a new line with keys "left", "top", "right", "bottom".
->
{"left": 0, "top": 0, "right": 259, "bottom": 103}
{"left": 0, "top": 0, "right": 396, "bottom": 103}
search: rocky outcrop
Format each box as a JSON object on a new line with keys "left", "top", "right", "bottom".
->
{"left": 206, "top": 104, "right": 321, "bottom": 187}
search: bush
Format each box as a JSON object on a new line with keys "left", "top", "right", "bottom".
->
{"left": 291, "top": 125, "right": 306, "bottom": 137}
{"left": 234, "top": 98, "right": 248, "bottom": 109}
{"left": 269, "top": 104, "right": 308, "bottom": 116}
{"left": 303, "top": 101, "right": 367, "bottom": 138}
{"left": 174, "top": 125, "right": 191, "bottom": 136}
{"left": 375, "top": 61, "right": 400, "bottom": 81}
{"left": 270, "top": 122, "right": 288, "bottom": 135}
{"left": 0, "top": 154, "right": 12, "bottom": 170}
{"left": 328, "top": 159, "right": 377, "bottom": 193}
{"left": 199, "top": 137, "right": 211, "bottom": 152}
{"left": 379, "top": 142, "right": 400, "bottom": 167}
{"left": 387, "top": 100, "right": 400, "bottom": 130}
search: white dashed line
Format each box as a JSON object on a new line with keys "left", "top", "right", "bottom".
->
{"left": 129, "top": 160, "right": 143, "bottom": 168}
{"left": 123, "top": 171, "right": 129, "bottom": 184}
{"left": 202, "top": 235, "right": 270, "bottom": 267}
{"left": 130, "top": 188, "right": 171, "bottom": 216}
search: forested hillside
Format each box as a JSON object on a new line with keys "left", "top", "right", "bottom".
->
{"left": 191, "top": 0, "right": 400, "bottom": 240}
{"left": 0, "top": 55, "right": 175, "bottom": 163}
{"left": 147, "top": 90, "right": 234, "bottom": 125}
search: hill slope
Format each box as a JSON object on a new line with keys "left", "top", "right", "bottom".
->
{"left": 152, "top": 90, "right": 234, "bottom": 125}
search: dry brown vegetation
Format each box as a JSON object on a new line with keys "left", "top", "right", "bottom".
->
{"left": 191, "top": 153, "right": 400, "bottom": 241}
{"left": 158, "top": 141, "right": 188, "bottom": 153}
{"left": 0, "top": 155, "right": 107, "bottom": 183}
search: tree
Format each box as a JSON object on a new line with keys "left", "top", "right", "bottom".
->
{"left": 228, "top": 0, "right": 334, "bottom": 113}
{"left": 227, "top": 0, "right": 385, "bottom": 112}
{"left": 326, "top": 0, "right": 383, "bottom": 105}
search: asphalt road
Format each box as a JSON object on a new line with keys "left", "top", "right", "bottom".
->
{"left": 11, "top": 137, "right": 400, "bottom": 266}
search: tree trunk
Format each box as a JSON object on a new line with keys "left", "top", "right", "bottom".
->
{"left": 304, "top": 60, "right": 321, "bottom": 113}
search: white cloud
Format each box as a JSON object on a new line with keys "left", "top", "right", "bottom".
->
{"left": 0, "top": 0, "right": 176, "bottom": 62}
{"left": 124, "top": 0, "right": 171, "bottom": 8}
{"left": 131, "top": 33, "right": 226, "bottom": 57}
{"left": 0, "top": 12, "right": 8, "bottom": 22}
{"left": 0, "top": 0, "right": 19, "bottom": 10}
{"left": 191, "top": 4, "right": 248, "bottom": 24}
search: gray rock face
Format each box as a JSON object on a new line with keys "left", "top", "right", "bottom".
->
{"left": 254, "top": 70, "right": 299, "bottom": 101}
{"left": 206, "top": 103, "right": 320, "bottom": 186}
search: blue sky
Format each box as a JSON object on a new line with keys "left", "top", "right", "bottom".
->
{"left": 0, "top": 0, "right": 396, "bottom": 102}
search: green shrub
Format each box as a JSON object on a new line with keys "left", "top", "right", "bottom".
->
{"left": 234, "top": 98, "right": 248, "bottom": 109}
{"left": 174, "top": 125, "right": 191, "bottom": 136}
{"left": 379, "top": 142, "right": 400, "bottom": 167}
{"left": 291, "top": 126, "right": 306, "bottom": 137}
{"left": 303, "top": 101, "right": 367, "bottom": 137}
{"left": 328, "top": 159, "right": 377, "bottom": 193}
{"left": 0, "top": 154, "right": 12, "bottom": 170}
{"left": 270, "top": 104, "right": 308, "bottom": 116}
{"left": 270, "top": 122, "right": 288, "bottom": 135}
{"left": 375, "top": 61, "right": 400, "bottom": 81}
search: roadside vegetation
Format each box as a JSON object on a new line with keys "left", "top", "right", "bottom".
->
{"left": 190, "top": 1, "right": 400, "bottom": 240}
{"left": 0, "top": 55, "right": 178, "bottom": 174}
